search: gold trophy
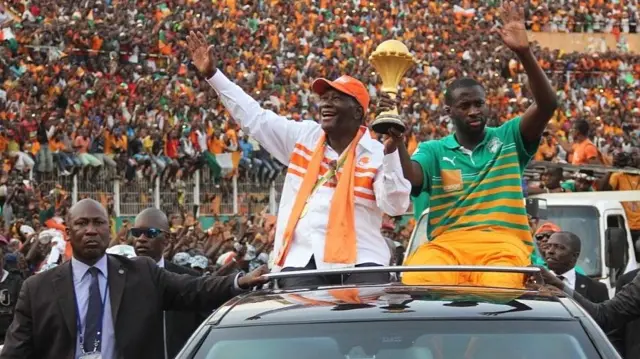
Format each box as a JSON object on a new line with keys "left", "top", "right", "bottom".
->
{"left": 369, "top": 40, "right": 417, "bottom": 134}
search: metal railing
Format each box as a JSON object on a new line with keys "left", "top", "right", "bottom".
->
{"left": 263, "top": 265, "right": 541, "bottom": 279}
{"left": 47, "top": 168, "right": 278, "bottom": 217}
{"left": 39, "top": 160, "right": 638, "bottom": 217}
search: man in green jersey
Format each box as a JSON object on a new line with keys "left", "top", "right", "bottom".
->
{"left": 381, "top": 1, "right": 557, "bottom": 288}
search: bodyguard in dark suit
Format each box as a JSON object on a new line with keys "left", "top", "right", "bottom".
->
{"left": 544, "top": 231, "right": 609, "bottom": 303}
{"left": 610, "top": 268, "right": 640, "bottom": 358}
{"left": 540, "top": 259, "right": 640, "bottom": 336}
{"left": 131, "top": 207, "right": 209, "bottom": 359}
{"left": 0, "top": 199, "right": 267, "bottom": 359}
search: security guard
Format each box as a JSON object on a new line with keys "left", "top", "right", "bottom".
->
{"left": 0, "top": 248, "right": 25, "bottom": 344}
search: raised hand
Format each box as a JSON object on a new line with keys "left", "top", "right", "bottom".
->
{"left": 377, "top": 92, "right": 406, "bottom": 154}
{"left": 376, "top": 91, "right": 397, "bottom": 115}
{"left": 383, "top": 128, "right": 405, "bottom": 155}
{"left": 493, "top": 1, "right": 529, "bottom": 54}
{"left": 186, "top": 31, "right": 216, "bottom": 78}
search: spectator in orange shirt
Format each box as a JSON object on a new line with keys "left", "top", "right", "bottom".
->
{"left": 73, "top": 127, "right": 102, "bottom": 181}
{"left": 599, "top": 151, "right": 640, "bottom": 244}
{"left": 569, "top": 119, "right": 601, "bottom": 165}
{"left": 49, "top": 134, "right": 78, "bottom": 176}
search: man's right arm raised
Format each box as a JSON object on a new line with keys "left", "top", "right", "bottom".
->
{"left": 187, "top": 31, "right": 315, "bottom": 164}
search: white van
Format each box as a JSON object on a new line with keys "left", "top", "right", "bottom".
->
{"left": 406, "top": 190, "right": 640, "bottom": 297}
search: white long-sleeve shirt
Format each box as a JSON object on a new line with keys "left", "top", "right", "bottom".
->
{"left": 206, "top": 71, "right": 411, "bottom": 270}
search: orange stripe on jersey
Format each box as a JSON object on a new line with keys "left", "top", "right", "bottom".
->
{"left": 354, "top": 176, "right": 373, "bottom": 189}
{"left": 294, "top": 143, "right": 314, "bottom": 156}
{"left": 356, "top": 167, "right": 377, "bottom": 175}
{"left": 287, "top": 167, "right": 305, "bottom": 178}
{"left": 290, "top": 152, "right": 310, "bottom": 168}
{"left": 355, "top": 191, "right": 376, "bottom": 201}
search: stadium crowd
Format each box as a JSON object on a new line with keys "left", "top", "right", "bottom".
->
{"left": 0, "top": 0, "right": 638, "bottom": 270}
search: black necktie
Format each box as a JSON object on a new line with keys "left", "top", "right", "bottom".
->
{"left": 557, "top": 275, "right": 565, "bottom": 281}
{"left": 84, "top": 267, "right": 103, "bottom": 353}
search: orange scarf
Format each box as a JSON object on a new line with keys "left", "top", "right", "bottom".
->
{"left": 276, "top": 127, "right": 366, "bottom": 267}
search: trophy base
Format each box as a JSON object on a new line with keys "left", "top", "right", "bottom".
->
{"left": 371, "top": 113, "right": 406, "bottom": 135}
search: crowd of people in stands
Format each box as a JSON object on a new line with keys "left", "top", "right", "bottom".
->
{"left": 0, "top": 0, "right": 638, "bottom": 270}
{"left": 526, "top": 0, "right": 640, "bottom": 33}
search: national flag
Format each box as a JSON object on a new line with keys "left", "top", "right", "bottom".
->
{"left": 86, "top": 10, "right": 95, "bottom": 28}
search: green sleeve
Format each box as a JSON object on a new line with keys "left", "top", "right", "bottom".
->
{"left": 494, "top": 116, "right": 540, "bottom": 169}
{"left": 411, "top": 192, "right": 430, "bottom": 221}
{"left": 410, "top": 141, "right": 436, "bottom": 196}
{"left": 531, "top": 250, "right": 547, "bottom": 267}
{"left": 561, "top": 181, "right": 576, "bottom": 192}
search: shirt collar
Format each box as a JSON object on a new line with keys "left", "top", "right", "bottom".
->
{"left": 71, "top": 255, "right": 109, "bottom": 280}
{"left": 357, "top": 126, "right": 377, "bottom": 153}
{"left": 552, "top": 267, "right": 576, "bottom": 289}
{"left": 157, "top": 257, "right": 165, "bottom": 268}
{"left": 442, "top": 134, "right": 461, "bottom": 149}
{"left": 442, "top": 130, "right": 493, "bottom": 150}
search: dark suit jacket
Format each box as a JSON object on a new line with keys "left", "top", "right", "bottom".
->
{"left": 0, "top": 254, "right": 240, "bottom": 359}
{"left": 569, "top": 269, "right": 640, "bottom": 333}
{"left": 164, "top": 261, "right": 209, "bottom": 359}
{"left": 609, "top": 269, "right": 640, "bottom": 358}
{"left": 574, "top": 273, "right": 609, "bottom": 303}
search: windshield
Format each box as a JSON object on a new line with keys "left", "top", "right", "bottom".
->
{"left": 405, "top": 211, "right": 429, "bottom": 262}
{"left": 194, "top": 321, "right": 598, "bottom": 359}
{"left": 542, "top": 205, "right": 601, "bottom": 277}
{"left": 408, "top": 206, "right": 602, "bottom": 277}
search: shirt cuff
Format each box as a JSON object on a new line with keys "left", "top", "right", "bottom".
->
{"left": 206, "top": 69, "right": 228, "bottom": 90}
{"left": 562, "top": 285, "right": 575, "bottom": 298}
{"left": 234, "top": 272, "right": 246, "bottom": 291}
{"left": 382, "top": 149, "right": 402, "bottom": 174}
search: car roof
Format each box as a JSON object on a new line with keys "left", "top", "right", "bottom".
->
{"left": 208, "top": 284, "right": 575, "bottom": 328}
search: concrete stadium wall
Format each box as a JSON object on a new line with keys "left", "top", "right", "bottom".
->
{"left": 528, "top": 31, "right": 640, "bottom": 53}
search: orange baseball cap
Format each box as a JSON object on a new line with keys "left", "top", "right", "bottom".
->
{"left": 536, "top": 222, "right": 561, "bottom": 235}
{"left": 312, "top": 75, "right": 370, "bottom": 114}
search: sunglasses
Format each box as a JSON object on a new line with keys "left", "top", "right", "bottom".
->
{"left": 129, "top": 227, "right": 168, "bottom": 239}
{"left": 535, "top": 232, "right": 553, "bottom": 241}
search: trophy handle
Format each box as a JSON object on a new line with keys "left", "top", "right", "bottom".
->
{"left": 381, "top": 89, "right": 399, "bottom": 99}
{"left": 372, "top": 107, "right": 405, "bottom": 135}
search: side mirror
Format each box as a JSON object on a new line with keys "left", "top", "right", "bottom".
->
{"left": 526, "top": 198, "right": 548, "bottom": 220}
{"left": 605, "top": 227, "right": 627, "bottom": 270}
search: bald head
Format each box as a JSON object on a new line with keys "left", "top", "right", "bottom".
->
{"left": 134, "top": 207, "right": 169, "bottom": 232}
{"left": 67, "top": 198, "right": 110, "bottom": 265}
{"left": 68, "top": 199, "right": 108, "bottom": 223}
{"left": 545, "top": 231, "right": 582, "bottom": 274}
{"left": 552, "top": 231, "right": 582, "bottom": 253}
{"left": 133, "top": 208, "right": 170, "bottom": 262}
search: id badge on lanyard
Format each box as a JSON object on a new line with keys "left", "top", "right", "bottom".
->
{"left": 79, "top": 353, "right": 102, "bottom": 359}
{"left": 76, "top": 286, "right": 109, "bottom": 359}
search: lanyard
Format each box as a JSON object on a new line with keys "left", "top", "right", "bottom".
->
{"left": 300, "top": 144, "right": 350, "bottom": 217}
{"left": 74, "top": 272, "right": 109, "bottom": 354}
{"left": 311, "top": 149, "right": 349, "bottom": 193}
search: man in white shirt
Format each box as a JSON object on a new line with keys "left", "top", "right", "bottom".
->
{"left": 545, "top": 231, "right": 609, "bottom": 303}
{"left": 187, "top": 32, "right": 411, "bottom": 288}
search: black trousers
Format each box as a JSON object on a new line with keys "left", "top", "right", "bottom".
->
{"left": 278, "top": 256, "right": 390, "bottom": 289}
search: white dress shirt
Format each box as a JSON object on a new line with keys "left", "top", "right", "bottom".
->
{"left": 552, "top": 268, "right": 576, "bottom": 290}
{"left": 72, "top": 255, "right": 115, "bottom": 359}
{"left": 206, "top": 70, "right": 412, "bottom": 270}
{"left": 156, "top": 257, "right": 168, "bottom": 359}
